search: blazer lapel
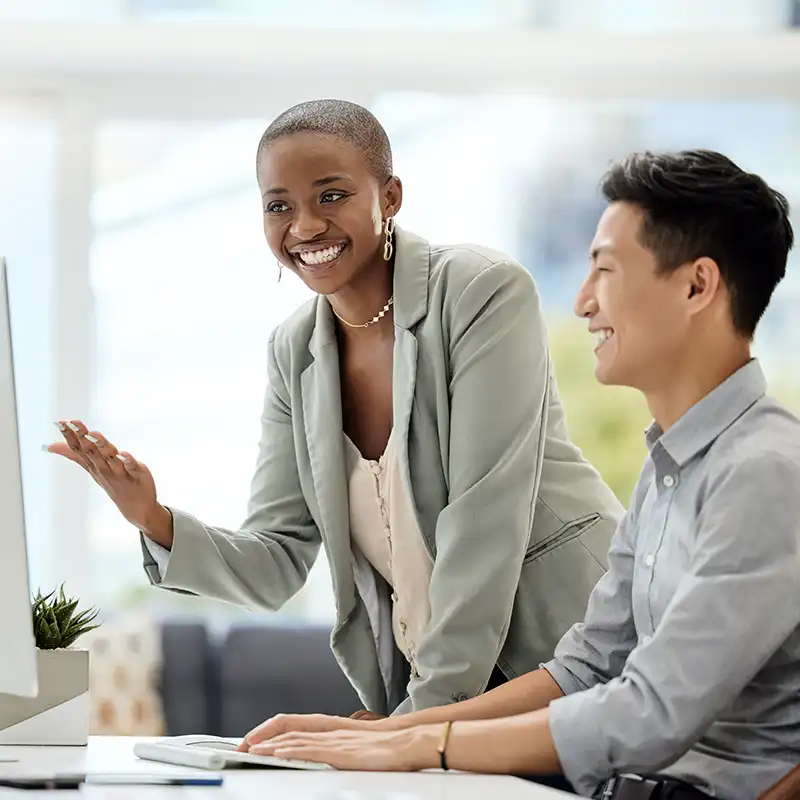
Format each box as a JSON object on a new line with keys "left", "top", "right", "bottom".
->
{"left": 299, "top": 228, "right": 431, "bottom": 631}
{"left": 301, "top": 298, "right": 356, "bottom": 627}
{"left": 392, "top": 227, "right": 430, "bottom": 513}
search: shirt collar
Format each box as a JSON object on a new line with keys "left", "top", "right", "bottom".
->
{"left": 645, "top": 359, "right": 767, "bottom": 467}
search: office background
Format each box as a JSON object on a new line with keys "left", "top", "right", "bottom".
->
{"left": 1, "top": 0, "right": 799, "bottom": 733}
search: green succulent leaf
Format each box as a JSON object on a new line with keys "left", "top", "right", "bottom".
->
{"left": 30, "top": 585, "right": 101, "bottom": 650}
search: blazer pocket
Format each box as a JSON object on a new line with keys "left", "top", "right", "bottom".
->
{"left": 522, "top": 512, "right": 602, "bottom": 564}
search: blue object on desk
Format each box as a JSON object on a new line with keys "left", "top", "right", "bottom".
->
{"left": 86, "top": 772, "right": 224, "bottom": 786}
{"left": 0, "top": 773, "right": 224, "bottom": 789}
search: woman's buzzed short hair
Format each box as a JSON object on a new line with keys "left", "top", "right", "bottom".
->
{"left": 257, "top": 99, "right": 393, "bottom": 182}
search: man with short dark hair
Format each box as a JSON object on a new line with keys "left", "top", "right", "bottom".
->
{"left": 243, "top": 150, "right": 800, "bottom": 800}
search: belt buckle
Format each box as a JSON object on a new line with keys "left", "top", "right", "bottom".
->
{"left": 599, "top": 774, "right": 660, "bottom": 800}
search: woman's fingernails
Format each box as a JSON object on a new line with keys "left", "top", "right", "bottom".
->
{"left": 41, "top": 444, "right": 51, "bottom": 452}
{"left": 84, "top": 435, "right": 100, "bottom": 444}
{"left": 66, "top": 422, "right": 81, "bottom": 433}
{"left": 54, "top": 421, "right": 66, "bottom": 432}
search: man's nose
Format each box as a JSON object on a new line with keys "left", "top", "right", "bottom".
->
{"left": 574, "top": 279, "right": 598, "bottom": 318}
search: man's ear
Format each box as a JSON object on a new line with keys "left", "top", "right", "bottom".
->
{"left": 685, "top": 257, "right": 722, "bottom": 312}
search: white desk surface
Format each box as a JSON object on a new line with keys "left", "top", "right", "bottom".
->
{"left": 0, "top": 736, "right": 569, "bottom": 798}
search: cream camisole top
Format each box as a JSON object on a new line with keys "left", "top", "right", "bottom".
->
{"left": 343, "top": 430, "right": 433, "bottom": 679}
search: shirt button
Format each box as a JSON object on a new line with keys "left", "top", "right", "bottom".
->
{"left": 644, "top": 554, "right": 655, "bottom": 567}
{"left": 391, "top": 592, "right": 398, "bottom": 603}
{"left": 642, "top": 635, "right": 652, "bottom": 645}
{"left": 662, "top": 475, "right": 675, "bottom": 488}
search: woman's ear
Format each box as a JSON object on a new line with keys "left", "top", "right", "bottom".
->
{"left": 383, "top": 175, "right": 403, "bottom": 218}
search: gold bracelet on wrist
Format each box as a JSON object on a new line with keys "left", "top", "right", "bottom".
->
{"left": 436, "top": 721, "right": 453, "bottom": 771}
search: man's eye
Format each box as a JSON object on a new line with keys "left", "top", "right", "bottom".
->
{"left": 266, "top": 201, "right": 290, "bottom": 213}
{"left": 320, "top": 191, "right": 346, "bottom": 204}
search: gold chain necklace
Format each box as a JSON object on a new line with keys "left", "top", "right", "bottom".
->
{"left": 331, "top": 297, "right": 394, "bottom": 329}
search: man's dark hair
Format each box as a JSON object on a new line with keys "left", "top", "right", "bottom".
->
{"left": 601, "top": 149, "right": 794, "bottom": 338}
{"left": 256, "top": 99, "right": 393, "bottom": 182}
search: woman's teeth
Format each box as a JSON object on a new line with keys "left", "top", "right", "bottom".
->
{"left": 595, "top": 329, "right": 614, "bottom": 348}
{"left": 296, "top": 243, "right": 346, "bottom": 266}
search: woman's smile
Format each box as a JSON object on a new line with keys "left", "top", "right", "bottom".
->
{"left": 288, "top": 240, "right": 350, "bottom": 277}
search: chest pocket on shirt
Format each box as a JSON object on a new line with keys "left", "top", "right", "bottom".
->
{"left": 522, "top": 512, "right": 602, "bottom": 564}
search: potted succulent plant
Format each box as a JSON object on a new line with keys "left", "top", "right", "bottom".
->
{"left": 0, "top": 585, "right": 100, "bottom": 746}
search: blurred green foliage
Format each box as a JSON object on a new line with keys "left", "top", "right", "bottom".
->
{"left": 548, "top": 316, "right": 800, "bottom": 508}
{"left": 548, "top": 316, "right": 650, "bottom": 506}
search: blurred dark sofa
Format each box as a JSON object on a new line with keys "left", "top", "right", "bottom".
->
{"left": 158, "top": 620, "right": 361, "bottom": 737}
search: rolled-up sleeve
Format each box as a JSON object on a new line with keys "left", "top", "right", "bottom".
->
{"left": 543, "top": 507, "right": 638, "bottom": 696}
{"left": 548, "top": 455, "right": 800, "bottom": 797}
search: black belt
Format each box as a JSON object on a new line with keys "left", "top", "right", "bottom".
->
{"left": 595, "top": 774, "right": 712, "bottom": 800}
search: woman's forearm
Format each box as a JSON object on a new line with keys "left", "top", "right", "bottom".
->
{"left": 410, "top": 709, "right": 561, "bottom": 775}
{"left": 381, "top": 668, "right": 564, "bottom": 730}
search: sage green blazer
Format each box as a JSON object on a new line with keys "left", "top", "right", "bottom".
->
{"left": 142, "top": 226, "right": 624, "bottom": 715}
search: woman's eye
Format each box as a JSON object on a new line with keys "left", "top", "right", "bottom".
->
{"left": 320, "top": 191, "right": 346, "bottom": 204}
{"left": 266, "top": 201, "right": 290, "bottom": 214}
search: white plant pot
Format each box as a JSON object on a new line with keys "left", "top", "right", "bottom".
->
{"left": 0, "top": 648, "right": 89, "bottom": 746}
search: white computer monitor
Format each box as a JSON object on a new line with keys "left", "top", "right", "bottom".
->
{"left": 0, "top": 257, "right": 38, "bottom": 697}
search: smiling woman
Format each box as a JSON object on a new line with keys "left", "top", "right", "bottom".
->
{"left": 257, "top": 101, "right": 400, "bottom": 349}
{"left": 47, "top": 99, "right": 623, "bottom": 721}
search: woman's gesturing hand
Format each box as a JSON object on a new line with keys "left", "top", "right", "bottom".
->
{"left": 45, "top": 420, "right": 173, "bottom": 548}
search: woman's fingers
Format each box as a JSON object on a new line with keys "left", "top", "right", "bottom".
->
{"left": 241, "top": 714, "right": 349, "bottom": 750}
{"left": 84, "top": 430, "right": 119, "bottom": 459}
{"left": 82, "top": 430, "right": 129, "bottom": 480}
{"left": 43, "top": 441, "right": 82, "bottom": 463}
{"left": 54, "top": 420, "right": 92, "bottom": 470}
{"left": 52, "top": 421, "right": 135, "bottom": 483}
{"left": 48, "top": 422, "right": 158, "bottom": 533}
{"left": 62, "top": 419, "right": 88, "bottom": 439}
{"left": 117, "top": 450, "right": 142, "bottom": 476}
{"left": 253, "top": 729, "right": 371, "bottom": 754}
{"left": 250, "top": 731, "right": 337, "bottom": 756}
{"left": 271, "top": 743, "right": 340, "bottom": 766}
{"left": 252, "top": 730, "right": 407, "bottom": 771}
{"left": 75, "top": 431, "right": 115, "bottom": 481}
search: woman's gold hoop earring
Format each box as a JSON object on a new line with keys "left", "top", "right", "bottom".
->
{"left": 383, "top": 217, "right": 395, "bottom": 262}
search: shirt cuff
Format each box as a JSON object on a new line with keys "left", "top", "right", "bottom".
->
{"left": 547, "top": 688, "right": 609, "bottom": 797}
{"left": 542, "top": 658, "right": 586, "bottom": 696}
{"left": 142, "top": 535, "right": 171, "bottom": 579}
